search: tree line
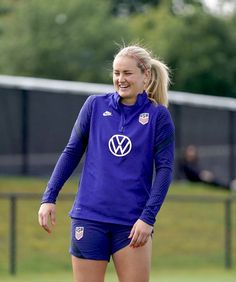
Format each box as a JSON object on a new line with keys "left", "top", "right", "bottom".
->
{"left": 0, "top": 0, "right": 235, "bottom": 98}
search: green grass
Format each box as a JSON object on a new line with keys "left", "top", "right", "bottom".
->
{"left": 1, "top": 269, "right": 236, "bottom": 282}
{"left": 0, "top": 176, "right": 236, "bottom": 278}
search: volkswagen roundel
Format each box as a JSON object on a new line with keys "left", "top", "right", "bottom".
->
{"left": 108, "top": 134, "right": 132, "bottom": 157}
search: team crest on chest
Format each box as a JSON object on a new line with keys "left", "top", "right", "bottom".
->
{"left": 139, "top": 113, "right": 149, "bottom": 125}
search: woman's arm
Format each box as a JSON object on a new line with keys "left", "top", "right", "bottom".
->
{"left": 38, "top": 96, "right": 95, "bottom": 232}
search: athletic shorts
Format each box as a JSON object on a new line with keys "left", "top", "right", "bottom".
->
{"left": 69, "top": 218, "right": 132, "bottom": 261}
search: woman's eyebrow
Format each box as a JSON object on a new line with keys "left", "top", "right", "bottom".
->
{"left": 113, "top": 68, "right": 133, "bottom": 72}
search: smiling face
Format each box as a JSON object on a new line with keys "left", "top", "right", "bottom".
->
{"left": 113, "top": 56, "right": 149, "bottom": 105}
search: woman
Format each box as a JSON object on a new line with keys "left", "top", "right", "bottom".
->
{"left": 38, "top": 45, "right": 175, "bottom": 282}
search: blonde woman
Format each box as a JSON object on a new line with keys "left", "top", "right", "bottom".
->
{"left": 38, "top": 45, "right": 175, "bottom": 282}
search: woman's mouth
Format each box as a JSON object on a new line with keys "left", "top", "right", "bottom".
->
{"left": 119, "top": 85, "right": 129, "bottom": 90}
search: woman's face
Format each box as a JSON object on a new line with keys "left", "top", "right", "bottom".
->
{"left": 113, "top": 56, "right": 148, "bottom": 105}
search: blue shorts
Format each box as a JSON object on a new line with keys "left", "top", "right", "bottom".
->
{"left": 69, "top": 218, "right": 132, "bottom": 261}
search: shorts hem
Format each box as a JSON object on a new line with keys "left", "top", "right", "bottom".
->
{"left": 69, "top": 250, "right": 110, "bottom": 262}
{"left": 111, "top": 239, "right": 131, "bottom": 255}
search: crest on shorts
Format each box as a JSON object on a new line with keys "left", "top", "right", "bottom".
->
{"left": 75, "top": 227, "right": 84, "bottom": 240}
{"left": 139, "top": 113, "right": 149, "bottom": 125}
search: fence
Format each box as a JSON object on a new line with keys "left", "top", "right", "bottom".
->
{"left": 0, "top": 192, "right": 235, "bottom": 275}
{"left": 0, "top": 75, "right": 236, "bottom": 182}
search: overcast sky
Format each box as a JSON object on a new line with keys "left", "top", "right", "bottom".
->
{"left": 204, "top": 0, "right": 224, "bottom": 10}
{"left": 204, "top": 0, "right": 219, "bottom": 9}
{"left": 203, "top": 0, "right": 235, "bottom": 14}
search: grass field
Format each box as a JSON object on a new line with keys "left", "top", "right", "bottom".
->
{"left": 0, "top": 176, "right": 236, "bottom": 281}
{"left": 1, "top": 269, "right": 236, "bottom": 282}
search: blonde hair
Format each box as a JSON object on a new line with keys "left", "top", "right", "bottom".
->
{"left": 114, "top": 45, "right": 170, "bottom": 107}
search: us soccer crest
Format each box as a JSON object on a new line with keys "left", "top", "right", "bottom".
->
{"left": 75, "top": 227, "right": 84, "bottom": 240}
{"left": 139, "top": 113, "right": 149, "bottom": 125}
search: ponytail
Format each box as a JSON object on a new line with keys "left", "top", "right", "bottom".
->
{"left": 114, "top": 45, "right": 170, "bottom": 107}
{"left": 146, "top": 59, "right": 170, "bottom": 107}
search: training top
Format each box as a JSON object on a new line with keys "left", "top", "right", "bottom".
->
{"left": 41, "top": 91, "right": 175, "bottom": 226}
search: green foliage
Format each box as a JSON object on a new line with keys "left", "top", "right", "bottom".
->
{"left": 166, "top": 14, "right": 236, "bottom": 97}
{"left": 128, "top": 4, "right": 236, "bottom": 98}
{"left": 0, "top": 0, "right": 235, "bottom": 97}
{"left": 0, "top": 0, "right": 130, "bottom": 83}
{"left": 111, "top": 0, "right": 161, "bottom": 15}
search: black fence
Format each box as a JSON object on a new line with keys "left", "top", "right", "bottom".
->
{"left": 0, "top": 192, "right": 235, "bottom": 275}
{"left": 0, "top": 75, "right": 236, "bottom": 182}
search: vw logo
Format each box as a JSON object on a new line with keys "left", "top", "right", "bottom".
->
{"left": 108, "top": 134, "right": 132, "bottom": 157}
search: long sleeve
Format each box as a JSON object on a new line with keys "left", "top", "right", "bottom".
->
{"left": 139, "top": 106, "right": 175, "bottom": 226}
{"left": 41, "top": 95, "right": 94, "bottom": 204}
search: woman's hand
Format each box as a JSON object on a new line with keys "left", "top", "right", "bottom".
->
{"left": 38, "top": 203, "right": 56, "bottom": 234}
{"left": 129, "top": 219, "right": 153, "bottom": 248}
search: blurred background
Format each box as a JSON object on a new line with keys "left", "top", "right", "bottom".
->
{"left": 0, "top": 0, "right": 236, "bottom": 281}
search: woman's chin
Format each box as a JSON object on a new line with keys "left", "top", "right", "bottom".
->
{"left": 118, "top": 90, "right": 131, "bottom": 98}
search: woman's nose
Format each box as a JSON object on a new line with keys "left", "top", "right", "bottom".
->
{"left": 118, "top": 74, "right": 125, "bottom": 82}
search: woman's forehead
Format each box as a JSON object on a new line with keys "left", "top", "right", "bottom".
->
{"left": 113, "top": 56, "right": 138, "bottom": 70}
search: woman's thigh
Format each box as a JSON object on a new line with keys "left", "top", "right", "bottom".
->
{"left": 112, "top": 237, "right": 152, "bottom": 282}
{"left": 70, "top": 219, "right": 110, "bottom": 281}
{"left": 71, "top": 255, "right": 108, "bottom": 282}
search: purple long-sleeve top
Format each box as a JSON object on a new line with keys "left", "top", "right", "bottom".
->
{"left": 41, "top": 91, "right": 175, "bottom": 226}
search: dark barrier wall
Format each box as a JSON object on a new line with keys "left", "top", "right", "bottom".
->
{"left": 171, "top": 104, "right": 236, "bottom": 182}
{"left": 0, "top": 75, "right": 235, "bottom": 183}
{"left": 0, "top": 89, "right": 92, "bottom": 175}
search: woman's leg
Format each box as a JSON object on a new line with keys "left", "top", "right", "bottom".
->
{"left": 71, "top": 256, "right": 108, "bottom": 282}
{"left": 112, "top": 237, "right": 152, "bottom": 282}
{"left": 70, "top": 218, "right": 110, "bottom": 281}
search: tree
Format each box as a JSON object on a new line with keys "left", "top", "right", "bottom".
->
{"left": 0, "top": 0, "right": 130, "bottom": 83}
{"left": 111, "top": 0, "right": 161, "bottom": 16}
{"left": 128, "top": 3, "right": 236, "bottom": 98}
{"left": 0, "top": 0, "right": 235, "bottom": 98}
{"left": 166, "top": 13, "right": 236, "bottom": 97}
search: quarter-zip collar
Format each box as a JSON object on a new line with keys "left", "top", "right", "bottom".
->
{"left": 109, "top": 91, "right": 151, "bottom": 133}
{"left": 109, "top": 91, "right": 150, "bottom": 110}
